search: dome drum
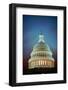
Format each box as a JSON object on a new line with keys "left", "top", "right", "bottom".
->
{"left": 28, "top": 59, "right": 55, "bottom": 69}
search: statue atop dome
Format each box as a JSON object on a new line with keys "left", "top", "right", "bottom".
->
{"left": 38, "top": 34, "right": 45, "bottom": 43}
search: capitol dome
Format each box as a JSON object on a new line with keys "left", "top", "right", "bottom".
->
{"left": 28, "top": 34, "right": 55, "bottom": 69}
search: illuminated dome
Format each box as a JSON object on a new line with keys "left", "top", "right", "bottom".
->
{"left": 28, "top": 34, "right": 55, "bottom": 69}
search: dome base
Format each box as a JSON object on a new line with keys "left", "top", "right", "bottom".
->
{"left": 28, "top": 59, "right": 55, "bottom": 69}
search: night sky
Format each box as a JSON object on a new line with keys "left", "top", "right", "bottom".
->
{"left": 23, "top": 15, "right": 57, "bottom": 70}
